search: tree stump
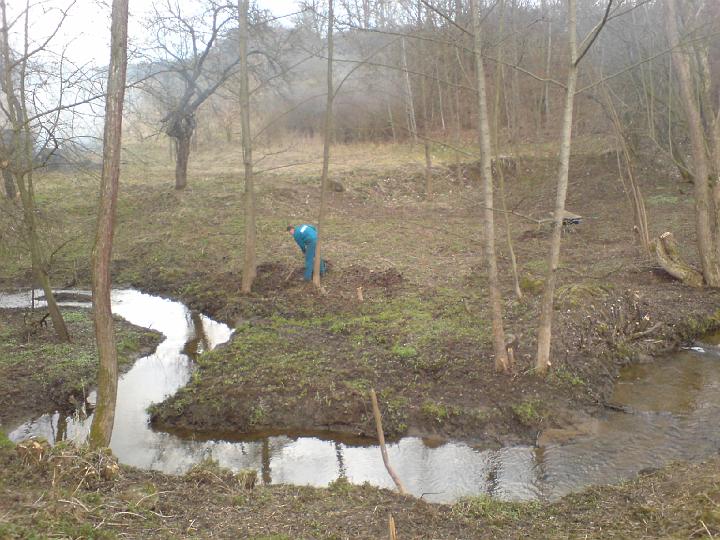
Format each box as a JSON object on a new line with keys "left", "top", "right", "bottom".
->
{"left": 654, "top": 232, "right": 704, "bottom": 287}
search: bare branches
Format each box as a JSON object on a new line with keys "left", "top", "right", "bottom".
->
{"left": 575, "top": 0, "right": 614, "bottom": 67}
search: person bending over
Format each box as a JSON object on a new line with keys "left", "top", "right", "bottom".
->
{"left": 287, "top": 224, "right": 327, "bottom": 281}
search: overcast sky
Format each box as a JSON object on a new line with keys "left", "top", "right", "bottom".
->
{"left": 27, "top": 0, "right": 301, "bottom": 66}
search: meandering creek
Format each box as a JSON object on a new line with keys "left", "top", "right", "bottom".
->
{"left": 2, "top": 289, "right": 720, "bottom": 503}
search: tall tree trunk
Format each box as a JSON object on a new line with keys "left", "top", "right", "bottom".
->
{"left": 424, "top": 140, "right": 432, "bottom": 197}
{"left": 313, "top": 0, "right": 334, "bottom": 288}
{"left": 400, "top": 38, "right": 417, "bottom": 143}
{"left": 174, "top": 134, "right": 191, "bottom": 190}
{"left": 89, "top": 0, "right": 129, "bottom": 449}
{"left": 473, "top": 0, "right": 510, "bottom": 373}
{"left": 239, "top": 0, "right": 256, "bottom": 293}
{"left": 541, "top": 0, "right": 552, "bottom": 130}
{"left": 493, "top": 0, "right": 522, "bottom": 300}
{"left": 536, "top": 0, "right": 579, "bottom": 375}
{"left": 663, "top": 0, "right": 720, "bottom": 286}
{"left": 387, "top": 101, "right": 397, "bottom": 142}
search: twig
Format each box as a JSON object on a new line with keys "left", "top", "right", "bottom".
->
{"left": 630, "top": 322, "right": 663, "bottom": 341}
{"left": 701, "top": 520, "right": 715, "bottom": 539}
{"left": 112, "top": 511, "right": 148, "bottom": 520}
{"left": 58, "top": 498, "right": 89, "bottom": 512}
{"left": 370, "top": 389, "right": 407, "bottom": 495}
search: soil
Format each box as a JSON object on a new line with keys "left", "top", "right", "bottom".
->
{"left": 3, "top": 140, "right": 720, "bottom": 537}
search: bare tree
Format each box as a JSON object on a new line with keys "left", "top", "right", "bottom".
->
{"left": 313, "top": 0, "right": 334, "bottom": 289}
{"left": 239, "top": 0, "right": 256, "bottom": 293}
{"left": 535, "top": 0, "right": 614, "bottom": 374}
{"left": 472, "top": 0, "right": 509, "bottom": 373}
{"left": 89, "top": 0, "right": 129, "bottom": 449}
{"left": 0, "top": 0, "right": 70, "bottom": 342}
{"left": 141, "top": 0, "right": 239, "bottom": 189}
{"left": 663, "top": 0, "right": 720, "bottom": 286}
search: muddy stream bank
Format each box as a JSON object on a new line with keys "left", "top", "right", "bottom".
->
{"left": 2, "top": 289, "right": 720, "bottom": 504}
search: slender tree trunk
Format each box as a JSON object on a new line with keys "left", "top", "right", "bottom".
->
{"left": 424, "top": 140, "right": 432, "bottom": 197}
{"left": 664, "top": 0, "right": 720, "bottom": 286}
{"left": 2, "top": 168, "right": 14, "bottom": 198}
{"left": 401, "top": 38, "right": 417, "bottom": 143}
{"left": 387, "top": 101, "right": 397, "bottom": 143}
{"left": 602, "top": 82, "right": 651, "bottom": 255}
{"left": 473, "top": 0, "right": 509, "bottom": 373}
{"left": 16, "top": 173, "right": 70, "bottom": 342}
{"left": 89, "top": 0, "right": 129, "bottom": 449}
{"left": 239, "top": 0, "right": 256, "bottom": 293}
{"left": 493, "top": 0, "right": 522, "bottom": 300}
{"left": 536, "top": 0, "right": 579, "bottom": 375}
{"left": 436, "top": 64, "right": 446, "bottom": 132}
{"left": 313, "top": 0, "right": 334, "bottom": 288}
{"left": 174, "top": 133, "right": 191, "bottom": 190}
{"left": 541, "top": 0, "right": 552, "bottom": 129}
{"left": 0, "top": 0, "right": 68, "bottom": 342}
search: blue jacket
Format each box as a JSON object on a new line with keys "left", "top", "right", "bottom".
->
{"left": 293, "top": 224, "right": 325, "bottom": 280}
{"left": 293, "top": 224, "right": 318, "bottom": 253}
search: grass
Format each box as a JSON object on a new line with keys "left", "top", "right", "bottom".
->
{"left": 452, "top": 495, "right": 541, "bottom": 524}
{"left": 420, "top": 401, "right": 460, "bottom": 423}
{"left": 511, "top": 399, "right": 544, "bottom": 427}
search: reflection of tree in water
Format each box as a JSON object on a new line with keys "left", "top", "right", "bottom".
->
{"left": 182, "top": 311, "right": 210, "bottom": 359}
{"left": 53, "top": 413, "right": 67, "bottom": 442}
{"left": 533, "top": 446, "right": 549, "bottom": 500}
{"left": 486, "top": 452, "right": 499, "bottom": 497}
{"left": 335, "top": 442, "right": 346, "bottom": 479}
{"left": 261, "top": 438, "right": 271, "bottom": 484}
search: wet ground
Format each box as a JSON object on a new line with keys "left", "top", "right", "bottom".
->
{"left": 3, "top": 141, "right": 720, "bottom": 537}
{"left": 7, "top": 289, "right": 720, "bottom": 509}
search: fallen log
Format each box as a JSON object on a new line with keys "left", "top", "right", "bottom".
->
{"left": 654, "top": 232, "right": 704, "bottom": 287}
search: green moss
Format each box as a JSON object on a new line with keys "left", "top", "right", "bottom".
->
{"left": 646, "top": 193, "right": 680, "bottom": 205}
{"left": 377, "top": 390, "right": 410, "bottom": 434}
{"left": 523, "top": 259, "right": 548, "bottom": 274}
{"left": 551, "top": 368, "right": 586, "bottom": 387}
{"left": 511, "top": 399, "right": 543, "bottom": 427}
{"left": 520, "top": 275, "right": 544, "bottom": 295}
{"left": 391, "top": 344, "right": 417, "bottom": 358}
{"left": 452, "top": 495, "right": 540, "bottom": 524}
{"left": 420, "top": 401, "right": 459, "bottom": 423}
{"left": 0, "top": 429, "right": 13, "bottom": 450}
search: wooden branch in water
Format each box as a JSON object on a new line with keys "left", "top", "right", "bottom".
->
{"left": 370, "top": 389, "right": 407, "bottom": 495}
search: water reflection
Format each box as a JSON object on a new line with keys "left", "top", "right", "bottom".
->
{"left": 4, "top": 289, "right": 720, "bottom": 503}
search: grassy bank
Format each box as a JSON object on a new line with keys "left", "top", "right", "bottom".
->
{"left": 3, "top": 139, "right": 720, "bottom": 537}
{"left": 1, "top": 437, "right": 719, "bottom": 539}
{"left": 0, "top": 308, "right": 161, "bottom": 429}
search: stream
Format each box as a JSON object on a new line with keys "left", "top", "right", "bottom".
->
{"left": 2, "top": 289, "right": 720, "bottom": 504}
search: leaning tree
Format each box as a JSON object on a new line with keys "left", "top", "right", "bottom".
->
{"left": 0, "top": 0, "right": 98, "bottom": 342}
